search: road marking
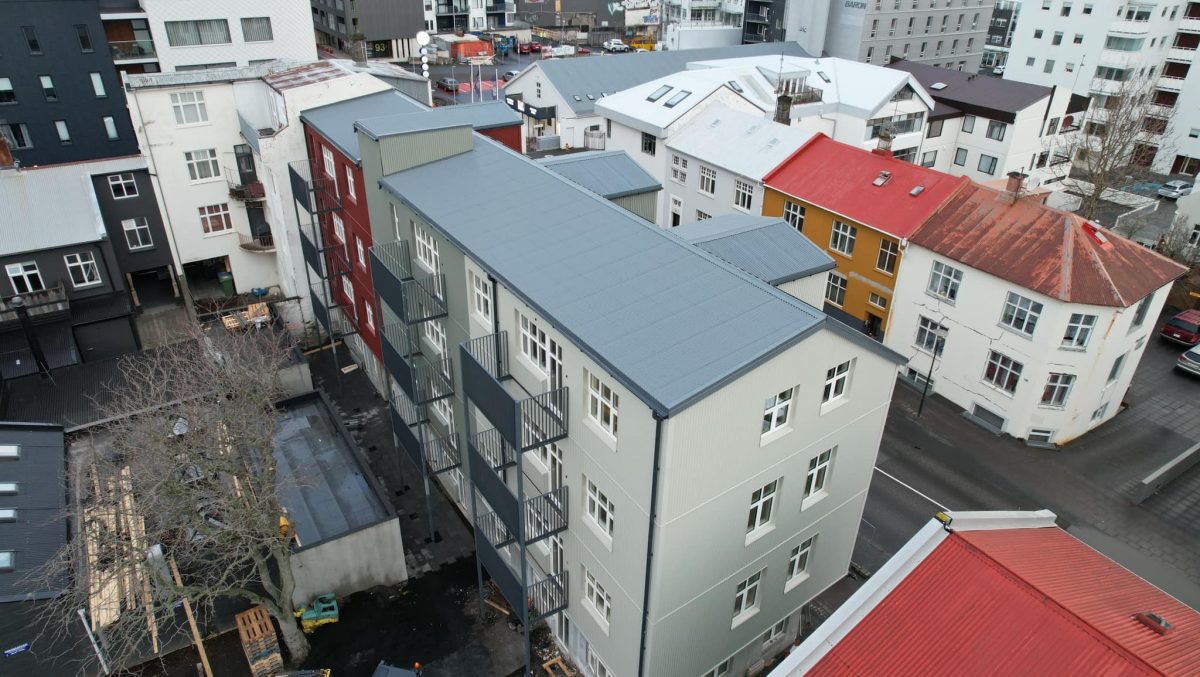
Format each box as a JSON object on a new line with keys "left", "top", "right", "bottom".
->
{"left": 874, "top": 467, "right": 950, "bottom": 512}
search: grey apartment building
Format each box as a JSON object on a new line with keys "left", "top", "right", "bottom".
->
{"left": 288, "top": 110, "right": 904, "bottom": 675}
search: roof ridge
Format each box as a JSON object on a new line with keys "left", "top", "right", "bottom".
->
{"left": 1060, "top": 214, "right": 1076, "bottom": 302}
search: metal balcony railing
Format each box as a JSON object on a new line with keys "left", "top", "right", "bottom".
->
{"left": 371, "top": 239, "right": 414, "bottom": 281}
{"left": 460, "top": 332, "right": 569, "bottom": 452}
{"left": 0, "top": 282, "right": 69, "bottom": 327}
{"left": 109, "top": 39, "right": 156, "bottom": 60}
{"left": 529, "top": 570, "right": 568, "bottom": 620}
{"left": 525, "top": 486, "right": 567, "bottom": 543}
{"left": 413, "top": 355, "right": 454, "bottom": 404}
{"left": 423, "top": 423, "right": 461, "bottom": 474}
{"left": 477, "top": 509, "right": 515, "bottom": 548}
{"left": 471, "top": 427, "right": 518, "bottom": 472}
{"left": 238, "top": 232, "right": 275, "bottom": 253}
{"left": 288, "top": 159, "right": 342, "bottom": 215}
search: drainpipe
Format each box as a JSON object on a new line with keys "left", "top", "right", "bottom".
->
{"left": 637, "top": 413, "right": 666, "bottom": 677}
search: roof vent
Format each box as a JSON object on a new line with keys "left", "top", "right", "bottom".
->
{"left": 873, "top": 171, "right": 892, "bottom": 187}
{"left": 817, "top": 71, "right": 831, "bottom": 83}
{"left": 709, "top": 118, "right": 722, "bottom": 128}
{"left": 931, "top": 82, "right": 948, "bottom": 90}
{"left": 1135, "top": 612, "right": 1174, "bottom": 635}
{"left": 1083, "top": 220, "right": 1114, "bottom": 250}
{"left": 910, "top": 185, "right": 925, "bottom": 196}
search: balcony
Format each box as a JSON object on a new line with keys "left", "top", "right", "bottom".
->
{"left": 744, "top": 11, "right": 769, "bottom": 23}
{"left": 1158, "top": 75, "right": 1186, "bottom": 92}
{"left": 288, "top": 159, "right": 342, "bottom": 216}
{"left": 369, "top": 241, "right": 447, "bottom": 327}
{"left": 437, "top": 3, "right": 469, "bottom": 13}
{"left": 1180, "top": 16, "right": 1200, "bottom": 32}
{"left": 1109, "top": 19, "right": 1151, "bottom": 35}
{"left": 381, "top": 320, "right": 455, "bottom": 406}
{"left": 0, "top": 283, "right": 69, "bottom": 329}
{"left": 1168, "top": 46, "right": 1197, "bottom": 62}
{"left": 459, "top": 332, "right": 567, "bottom": 453}
{"left": 108, "top": 39, "right": 156, "bottom": 62}
{"left": 1098, "top": 48, "right": 1139, "bottom": 68}
{"left": 486, "top": 2, "right": 515, "bottom": 11}
{"left": 238, "top": 231, "right": 276, "bottom": 253}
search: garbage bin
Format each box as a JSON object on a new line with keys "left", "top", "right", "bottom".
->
{"left": 217, "top": 271, "right": 235, "bottom": 297}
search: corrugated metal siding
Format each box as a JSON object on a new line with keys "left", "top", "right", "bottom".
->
{"left": 0, "top": 424, "right": 66, "bottom": 602}
{"left": 379, "top": 128, "right": 474, "bottom": 176}
{"left": 613, "top": 192, "right": 658, "bottom": 222}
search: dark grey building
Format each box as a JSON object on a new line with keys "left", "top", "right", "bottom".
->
{"left": 0, "top": 0, "right": 138, "bottom": 167}
{"left": 90, "top": 168, "right": 177, "bottom": 308}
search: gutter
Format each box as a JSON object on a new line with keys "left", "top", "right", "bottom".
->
{"left": 637, "top": 413, "right": 666, "bottom": 677}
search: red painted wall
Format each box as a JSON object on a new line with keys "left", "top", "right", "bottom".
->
{"left": 481, "top": 124, "right": 522, "bottom": 153}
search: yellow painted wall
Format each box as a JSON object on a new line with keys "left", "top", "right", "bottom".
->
{"left": 762, "top": 187, "right": 903, "bottom": 336}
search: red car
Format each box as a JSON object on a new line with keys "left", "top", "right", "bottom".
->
{"left": 517, "top": 42, "right": 533, "bottom": 54}
{"left": 577, "top": 46, "right": 591, "bottom": 55}
{"left": 1160, "top": 309, "right": 1200, "bottom": 345}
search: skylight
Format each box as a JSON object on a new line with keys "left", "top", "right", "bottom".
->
{"left": 930, "top": 82, "right": 948, "bottom": 90}
{"left": 728, "top": 80, "right": 744, "bottom": 93}
{"left": 873, "top": 171, "right": 892, "bottom": 187}
{"left": 0, "top": 509, "right": 14, "bottom": 522}
{"left": 573, "top": 95, "right": 582, "bottom": 101}
{"left": 663, "top": 90, "right": 692, "bottom": 108}
{"left": 817, "top": 71, "right": 831, "bottom": 83}
{"left": 910, "top": 185, "right": 925, "bottom": 196}
{"left": 647, "top": 85, "right": 673, "bottom": 102}
{"left": 586, "top": 94, "right": 595, "bottom": 100}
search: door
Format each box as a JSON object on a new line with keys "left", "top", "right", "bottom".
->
{"left": 670, "top": 196, "right": 682, "bottom": 227}
{"left": 74, "top": 318, "right": 137, "bottom": 362}
{"left": 865, "top": 313, "right": 883, "bottom": 338}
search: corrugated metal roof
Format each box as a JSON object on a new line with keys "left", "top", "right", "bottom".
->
{"left": 888, "top": 60, "right": 1052, "bottom": 122}
{"left": 525, "top": 42, "right": 809, "bottom": 115}
{"left": 809, "top": 529, "right": 1179, "bottom": 677}
{"left": 381, "top": 136, "right": 900, "bottom": 416}
{"left": 674, "top": 214, "right": 835, "bottom": 285}
{"left": 126, "top": 59, "right": 310, "bottom": 89}
{"left": 263, "top": 60, "right": 356, "bottom": 92}
{"left": 0, "top": 422, "right": 67, "bottom": 602}
{"left": 764, "top": 135, "right": 969, "bottom": 239}
{"left": 301, "top": 90, "right": 427, "bottom": 163}
{"left": 913, "top": 185, "right": 1188, "bottom": 307}
{"left": 356, "top": 101, "right": 521, "bottom": 138}
{"left": 665, "top": 104, "right": 815, "bottom": 180}
{"left": 538, "top": 151, "right": 661, "bottom": 199}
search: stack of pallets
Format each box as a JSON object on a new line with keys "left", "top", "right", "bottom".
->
{"left": 235, "top": 606, "right": 284, "bottom": 677}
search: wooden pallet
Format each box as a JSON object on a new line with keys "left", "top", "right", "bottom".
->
{"left": 542, "top": 656, "right": 575, "bottom": 676}
{"left": 235, "top": 606, "right": 283, "bottom": 677}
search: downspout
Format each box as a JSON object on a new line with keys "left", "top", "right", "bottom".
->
{"left": 637, "top": 412, "right": 666, "bottom": 677}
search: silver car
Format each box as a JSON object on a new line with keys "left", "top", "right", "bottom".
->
{"left": 1178, "top": 346, "right": 1200, "bottom": 376}
{"left": 1157, "top": 180, "right": 1194, "bottom": 199}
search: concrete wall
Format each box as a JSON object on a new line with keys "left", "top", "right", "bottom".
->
{"left": 289, "top": 517, "right": 407, "bottom": 606}
{"left": 143, "top": 0, "right": 316, "bottom": 72}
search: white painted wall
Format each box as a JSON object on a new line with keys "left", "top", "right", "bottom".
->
{"left": 289, "top": 518, "right": 407, "bottom": 606}
{"left": 142, "top": 0, "right": 316, "bottom": 72}
{"left": 885, "top": 243, "right": 1170, "bottom": 444}
{"left": 502, "top": 65, "right": 594, "bottom": 150}
{"left": 662, "top": 148, "right": 764, "bottom": 227}
{"left": 778, "top": 275, "right": 828, "bottom": 307}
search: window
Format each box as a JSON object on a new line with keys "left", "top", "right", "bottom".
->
{"left": 0, "top": 483, "right": 15, "bottom": 494}
{"left": 470, "top": 270, "right": 492, "bottom": 322}
{"left": 22, "top": 26, "right": 41, "bottom": 54}
{"left": 641, "top": 131, "right": 656, "bottom": 156}
{"left": 40, "top": 75, "right": 57, "bottom": 102}
{"left": 763, "top": 618, "right": 789, "bottom": 646}
{"left": 1131, "top": 295, "right": 1153, "bottom": 327}
{"left": 783, "top": 201, "right": 805, "bottom": 230}
{"left": 108, "top": 173, "right": 138, "bottom": 199}
{"left": 55, "top": 120, "right": 71, "bottom": 144}
{"left": 986, "top": 121, "right": 1007, "bottom": 141}
{"left": 953, "top": 148, "right": 968, "bottom": 166}
{"left": 701, "top": 657, "right": 732, "bottom": 677}
{"left": 1107, "top": 352, "right": 1127, "bottom": 384}
{"left": 0, "top": 446, "right": 17, "bottom": 460}
{"left": 823, "top": 361, "right": 851, "bottom": 404}
{"left": 424, "top": 318, "right": 447, "bottom": 355}
{"left": 346, "top": 167, "right": 356, "bottom": 201}
{"left": 65, "top": 252, "right": 101, "bottom": 288}
{"left": 921, "top": 150, "right": 937, "bottom": 167}
{"left": 983, "top": 350, "right": 1023, "bottom": 393}
{"left": 825, "top": 271, "right": 847, "bottom": 306}
{"left": 699, "top": 166, "right": 717, "bottom": 195}
{"left": 199, "top": 203, "right": 232, "bottom": 234}
{"left": 829, "top": 221, "right": 857, "bottom": 256}
{"left": 876, "top": 240, "right": 899, "bottom": 274}
{"left": 6, "top": 262, "right": 43, "bottom": 294}
{"left": 927, "top": 119, "right": 944, "bottom": 138}
{"left": 0, "top": 552, "right": 12, "bottom": 571}
{"left": 696, "top": 210, "right": 711, "bottom": 220}
{"left": 588, "top": 372, "right": 619, "bottom": 437}
{"left": 805, "top": 448, "right": 833, "bottom": 498}
{"left": 0, "top": 78, "right": 14, "bottom": 104}
{"left": 76, "top": 23, "right": 94, "bottom": 52}
{"left": 90, "top": 72, "right": 107, "bottom": 98}
{"left": 584, "top": 569, "right": 612, "bottom": 624}
{"left": 646, "top": 84, "right": 673, "bottom": 102}
{"left": 1062, "top": 313, "right": 1096, "bottom": 349}
{"left": 1041, "top": 373, "right": 1076, "bottom": 407}
{"left": 322, "top": 146, "right": 336, "bottom": 178}
{"left": 733, "top": 570, "right": 763, "bottom": 620}
{"left": 868, "top": 292, "right": 888, "bottom": 309}
{"left": 670, "top": 154, "right": 688, "bottom": 183}
{"left": 1000, "top": 291, "right": 1043, "bottom": 336}
{"left": 1091, "top": 402, "right": 1109, "bottom": 421}
{"left": 977, "top": 154, "right": 999, "bottom": 175}
{"left": 1026, "top": 57, "right": 1036, "bottom": 67}
{"left": 962, "top": 115, "right": 976, "bottom": 133}
{"left": 1073, "top": 34, "right": 1083, "bottom": 44}
{"left": 165, "top": 20, "right": 232, "bottom": 46}
{"left": 0, "top": 509, "right": 14, "bottom": 522}
{"left": 787, "top": 535, "right": 816, "bottom": 583}
{"left": 103, "top": 116, "right": 118, "bottom": 141}
{"left": 1061, "top": 1, "right": 1071, "bottom": 14}
{"left": 241, "top": 17, "right": 274, "bottom": 42}
{"left": 170, "top": 91, "right": 208, "bottom": 125}
{"left": 1083, "top": 3, "right": 1092, "bottom": 12}
{"left": 122, "top": 217, "right": 153, "bottom": 250}
{"left": 1043, "top": 59, "right": 1056, "bottom": 74}
{"left": 762, "top": 388, "right": 794, "bottom": 435}
{"left": 185, "top": 149, "right": 220, "bottom": 181}
{"left": 586, "top": 479, "right": 615, "bottom": 536}
{"left": 746, "top": 479, "right": 779, "bottom": 535}
{"left": 1028, "top": 428, "right": 1056, "bottom": 444}
{"left": 364, "top": 303, "right": 375, "bottom": 331}
{"left": 1052, "top": 31, "right": 1063, "bottom": 45}
{"left": 928, "top": 261, "right": 963, "bottom": 302}
{"left": 356, "top": 237, "right": 366, "bottom": 267}
{"left": 734, "top": 180, "right": 754, "bottom": 210}
{"left": 915, "top": 316, "right": 947, "bottom": 355}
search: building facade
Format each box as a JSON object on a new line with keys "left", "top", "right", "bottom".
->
{"left": 981, "top": 0, "right": 1019, "bottom": 71}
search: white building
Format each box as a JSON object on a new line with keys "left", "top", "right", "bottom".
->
{"left": 359, "top": 123, "right": 904, "bottom": 676}
{"left": 885, "top": 179, "right": 1186, "bottom": 445}
{"left": 1001, "top": 0, "right": 1200, "bottom": 175}
{"left": 660, "top": 0, "right": 747, "bottom": 51}
{"left": 126, "top": 61, "right": 412, "bottom": 308}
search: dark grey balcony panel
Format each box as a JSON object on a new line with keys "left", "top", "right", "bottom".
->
{"left": 287, "top": 159, "right": 342, "bottom": 214}
{"left": 390, "top": 403, "right": 424, "bottom": 471}
{"left": 371, "top": 249, "right": 408, "bottom": 321}
{"left": 371, "top": 239, "right": 413, "bottom": 282}
{"left": 461, "top": 339, "right": 518, "bottom": 446}
{"left": 290, "top": 162, "right": 313, "bottom": 212}
{"left": 468, "top": 439, "right": 519, "bottom": 536}
{"left": 381, "top": 325, "right": 416, "bottom": 401}
{"left": 475, "top": 533, "right": 524, "bottom": 617}
{"left": 299, "top": 227, "right": 323, "bottom": 274}
{"left": 399, "top": 273, "right": 448, "bottom": 324}
{"left": 477, "top": 509, "right": 515, "bottom": 549}
{"left": 311, "top": 287, "right": 331, "bottom": 335}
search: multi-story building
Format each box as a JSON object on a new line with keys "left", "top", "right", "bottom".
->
{"left": 308, "top": 0, "right": 516, "bottom": 59}
{"left": 660, "top": 0, "right": 747, "bottom": 51}
{"left": 1001, "top": 0, "right": 1200, "bottom": 174}
{"left": 885, "top": 177, "right": 1186, "bottom": 444}
{"left": 762, "top": 135, "right": 968, "bottom": 338}
{"left": 353, "top": 124, "right": 902, "bottom": 676}
{"left": 888, "top": 60, "right": 1089, "bottom": 183}
{"left": 981, "top": 0, "right": 1020, "bottom": 71}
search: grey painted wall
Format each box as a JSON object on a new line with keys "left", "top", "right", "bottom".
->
{"left": 289, "top": 518, "right": 408, "bottom": 606}
{"left": 0, "top": 239, "right": 125, "bottom": 301}
{"left": 612, "top": 191, "right": 658, "bottom": 222}
{"left": 90, "top": 169, "right": 174, "bottom": 276}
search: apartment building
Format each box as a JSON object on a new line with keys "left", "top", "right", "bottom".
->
{"left": 885, "top": 179, "right": 1186, "bottom": 444}
{"left": 888, "top": 60, "right": 1089, "bottom": 183}
{"left": 1002, "top": 0, "right": 1200, "bottom": 174}
{"left": 660, "top": 0, "right": 747, "bottom": 51}
{"left": 762, "top": 135, "right": 968, "bottom": 339}
{"left": 354, "top": 125, "right": 902, "bottom": 676}
{"left": 981, "top": 0, "right": 1020, "bottom": 70}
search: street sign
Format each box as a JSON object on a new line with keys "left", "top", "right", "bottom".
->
{"left": 3, "top": 643, "right": 31, "bottom": 657}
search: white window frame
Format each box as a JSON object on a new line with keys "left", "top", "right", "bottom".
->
{"left": 804, "top": 448, "right": 833, "bottom": 504}
{"left": 822, "top": 361, "right": 851, "bottom": 405}
{"left": 170, "top": 91, "right": 208, "bottom": 126}
{"left": 868, "top": 292, "right": 888, "bottom": 309}
{"left": 783, "top": 200, "right": 805, "bottom": 230}
{"left": 746, "top": 479, "right": 778, "bottom": 537}
{"left": 424, "top": 317, "right": 447, "bottom": 355}
{"left": 733, "top": 179, "right": 754, "bottom": 211}
{"left": 587, "top": 371, "right": 619, "bottom": 438}
{"left": 364, "top": 302, "right": 375, "bottom": 332}
{"left": 586, "top": 479, "right": 615, "bottom": 539}
{"left": 1041, "top": 372, "right": 1075, "bottom": 408}
{"left": 825, "top": 271, "right": 847, "bottom": 307}
{"left": 762, "top": 387, "right": 794, "bottom": 436}
{"left": 356, "top": 237, "right": 365, "bottom": 268}
{"left": 414, "top": 222, "right": 443, "bottom": 297}
{"left": 584, "top": 569, "right": 613, "bottom": 628}
{"left": 670, "top": 154, "right": 688, "bottom": 184}
{"left": 701, "top": 657, "right": 732, "bottom": 677}
{"left": 1107, "top": 352, "right": 1128, "bottom": 384}
{"left": 915, "top": 316, "right": 947, "bottom": 356}
{"left": 470, "top": 270, "right": 492, "bottom": 323}
{"left": 122, "top": 217, "right": 153, "bottom": 250}
{"left": 732, "top": 569, "right": 763, "bottom": 624}
{"left": 55, "top": 120, "right": 71, "bottom": 144}
{"left": 762, "top": 618, "right": 789, "bottom": 647}
{"left": 0, "top": 551, "right": 12, "bottom": 571}
{"left": 786, "top": 535, "right": 816, "bottom": 589}
{"left": 699, "top": 166, "right": 717, "bottom": 195}
{"left": 829, "top": 221, "right": 857, "bottom": 256}
{"left": 240, "top": 16, "right": 274, "bottom": 42}
{"left": 927, "top": 260, "right": 963, "bottom": 302}
{"left": 322, "top": 146, "right": 336, "bottom": 177}
{"left": 1062, "top": 313, "right": 1097, "bottom": 349}
{"left": 1000, "top": 291, "right": 1043, "bottom": 336}
{"left": 876, "top": 239, "right": 899, "bottom": 274}
{"left": 108, "top": 173, "right": 138, "bottom": 199}
{"left": 184, "top": 148, "right": 220, "bottom": 182}
{"left": 6, "top": 262, "right": 43, "bottom": 294}
{"left": 345, "top": 166, "right": 356, "bottom": 201}
{"left": 65, "top": 252, "right": 102, "bottom": 288}
{"left": 983, "top": 350, "right": 1023, "bottom": 394}
{"left": 586, "top": 647, "right": 611, "bottom": 677}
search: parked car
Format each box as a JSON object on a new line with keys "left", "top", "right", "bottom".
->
{"left": 435, "top": 77, "right": 458, "bottom": 92}
{"left": 529, "top": 41, "right": 542, "bottom": 51}
{"left": 1160, "top": 309, "right": 1200, "bottom": 345}
{"left": 577, "top": 46, "right": 592, "bottom": 55}
{"left": 992, "top": 65, "right": 1005, "bottom": 75}
{"left": 1177, "top": 345, "right": 1200, "bottom": 376}
{"left": 502, "top": 69, "right": 521, "bottom": 82}
{"left": 1157, "top": 180, "right": 1195, "bottom": 199}
{"left": 603, "top": 39, "right": 630, "bottom": 52}
{"left": 517, "top": 42, "right": 533, "bottom": 54}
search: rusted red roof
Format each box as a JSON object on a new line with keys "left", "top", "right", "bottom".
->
{"left": 762, "top": 134, "right": 970, "bottom": 239}
{"left": 809, "top": 528, "right": 1200, "bottom": 677}
{"left": 263, "top": 61, "right": 352, "bottom": 92}
{"left": 912, "top": 185, "right": 1187, "bottom": 307}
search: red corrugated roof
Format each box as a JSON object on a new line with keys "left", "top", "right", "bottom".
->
{"left": 762, "top": 134, "right": 969, "bottom": 239}
{"left": 810, "top": 528, "right": 1200, "bottom": 677}
{"left": 912, "top": 185, "right": 1187, "bottom": 307}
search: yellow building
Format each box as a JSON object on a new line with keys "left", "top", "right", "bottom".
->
{"left": 762, "top": 135, "right": 968, "bottom": 339}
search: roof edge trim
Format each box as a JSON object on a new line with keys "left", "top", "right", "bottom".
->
{"left": 945, "top": 509, "right": 1058, "bottom": 532}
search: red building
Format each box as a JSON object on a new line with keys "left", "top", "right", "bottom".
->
{"left": 298, "top": 90, "right": 522, "bottom": 373}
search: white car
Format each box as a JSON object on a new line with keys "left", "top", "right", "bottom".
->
{"left": 1177, "top": 345, "right": 1200, "bottom": 376}
{"left": 1157, "top": 180, "right": 1195, "bottom": 199}
{"left": 603, "top": 39, "right": 630, "bottom": 52}
{"left": 992, "top": 65, "right": 1005, "bottom": 75}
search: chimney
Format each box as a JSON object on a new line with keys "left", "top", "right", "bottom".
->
{"left": 774, "top": 92, "right": 793, "bottom": 125}
{"left": 1006, "top": 171, "right": 1027, "bottom": 199}
{"left": 349, "top": 34, "right": 369, "bottom": 65}
{"left": 872, "top": 129, "right": 894, "bottom": 157}
{"left": 0, "top": 136, "right": 13, "bottom": 169}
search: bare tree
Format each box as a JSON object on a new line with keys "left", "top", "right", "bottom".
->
{"left": 1159, "top": 212, "right": 1200, "bottom": 268}
{"left": 29, "top": 324, "right": 310, "bottom": 673}
{"left": 1050, "top": 75, "right": 1177, "bottom": 220}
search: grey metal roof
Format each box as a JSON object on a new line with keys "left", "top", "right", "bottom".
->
{"left": 887, "top": 61, "right": 1051, "bottom": 122}
{"left": 0, "top": 422, "right": 67, "bottom": 603}
{"left": 301, "top": 90, "right": 427, "bottom": 163}
{"left": 530, "top": 42, "right": 809, "bottom": 115}
{"left": 356, "top": 101, "right": 522, "bottom": 139}
{"left": 381, "top": 136, "right": 901, "bottom": 416}
{"left": 274, "top": 395, "right": 392, "bottom": 547}
{"left": 538, "top": 151, "right": 662, "bottom": 199}
{"left": 674, "top": 214, "right": 836, "bottom": 285}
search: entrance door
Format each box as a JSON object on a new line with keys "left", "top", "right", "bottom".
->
{"left": 670, "top": 196, "right": 682, "bottom": 227}
{"left": 865, "top": 313, "right": 883, "bottom": 338}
